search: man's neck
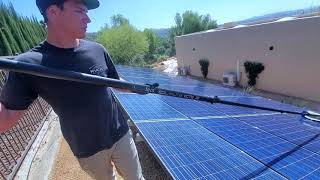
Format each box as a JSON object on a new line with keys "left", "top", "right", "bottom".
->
{"left": 46, "top": 27, "right": 80, "bottom": 49}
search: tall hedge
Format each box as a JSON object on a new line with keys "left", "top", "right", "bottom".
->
{"left": 0, "top": 2, "right": 46, "bottom": 56}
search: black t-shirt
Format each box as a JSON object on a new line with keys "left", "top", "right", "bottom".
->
{"left": 0, "top": 40, "right": 129, "bottom": 158}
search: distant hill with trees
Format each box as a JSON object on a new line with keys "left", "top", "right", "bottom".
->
{"left": 150, "top": 28, "right": 170, "bottom": 39}
{"left": 232, "top": 6, "right": 320, "bottom": 26}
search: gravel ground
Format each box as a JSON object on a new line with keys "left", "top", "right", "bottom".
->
{"left": 135, "top": 141, "right": 170, "bottom": 180}
{"left": 131, "top": 126, "right": 170, "bottom": 180}
{"left": 50, "top": 138, "right": 102, "bottom": 180}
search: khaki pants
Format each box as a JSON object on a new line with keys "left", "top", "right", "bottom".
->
{"left": 78, "top": 131, "right": 144, "bottom": 180}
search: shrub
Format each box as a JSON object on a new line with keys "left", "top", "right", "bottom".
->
{"left": 198, "top": 58, "right": 210, "bottom": 78}
{"left": 244, "top": 61, "right": 265, "bottom": 87}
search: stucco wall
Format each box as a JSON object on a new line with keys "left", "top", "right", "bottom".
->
{"left": 176, "top": 16, "right": 320, "bottom": 102}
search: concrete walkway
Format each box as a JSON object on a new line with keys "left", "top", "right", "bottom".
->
{"left": 15, "top": 111, "right": 62, "bottom": 180}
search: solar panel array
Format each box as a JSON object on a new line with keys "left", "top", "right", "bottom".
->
{"left": 114, "top": 65, "right": 320, "bottom": 179}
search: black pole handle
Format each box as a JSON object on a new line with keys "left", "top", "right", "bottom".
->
{"left": 0, "top": 58, "right": 314, "bottom": 118}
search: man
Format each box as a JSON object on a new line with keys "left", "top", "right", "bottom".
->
{"left": 0, "top": 0, "right": 144, "bottom": 179}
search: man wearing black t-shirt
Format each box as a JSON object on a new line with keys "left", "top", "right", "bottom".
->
{"left": 0, "top": 0, "right": 144, "bottom": 179}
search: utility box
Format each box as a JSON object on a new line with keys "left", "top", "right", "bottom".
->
{"left": 178, "top": 66, "right": 189, "bottom": 76}
{"left": 223, "top": 73, "right": 237, "bottom": 86}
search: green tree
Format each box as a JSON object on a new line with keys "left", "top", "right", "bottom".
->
{"left": 97, "top": 23, "right": 148, "bottom": 66}
{"left": 111, "top": 14, "right": 129, "bottom": 27}
{"left": 6, "top": 13, "right": 27, "bottom": 52}
{"left": 143, "top": 29, "right": 157, "bottom": 63}
{"left": 156, "top": 37, "right": 170, "bottom": 55}
{"left": 169, "top": 11, "right": 217, "bottom": 55}
{"left": 17, "top": 19, "right": 32, "bottom": 49}
{"left": 0, "top": 9, "right": 17, "bottom": 54}
{"left": 0, "top": 28, "right": 12, "bottom": 55}
{"left": 2, "top": 21, "right": 20, "bottom": 54}
{"left": 0, "top": 2, "right": 45, "bottom": 55}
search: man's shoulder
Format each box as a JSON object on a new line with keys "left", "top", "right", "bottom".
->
{"left": 13, "top": 41, "right": 47, "bottom": 64}
{"left": 80, "top": 39, "right": 107, "bottom": 52}
{"left": 14, "top": 51, "right": 42, "bottom": 65}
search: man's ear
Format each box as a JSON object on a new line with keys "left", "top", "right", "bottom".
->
{"left": 46, "top": 5, "right": 61, "bottom": 19}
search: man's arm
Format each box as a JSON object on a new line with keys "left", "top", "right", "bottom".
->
{"left": 0, "top": 103, "right": 25, "bottom": 133}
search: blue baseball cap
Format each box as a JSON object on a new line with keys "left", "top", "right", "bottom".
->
{"left": 36, "top": 0, "right": 100, "bottom": 15}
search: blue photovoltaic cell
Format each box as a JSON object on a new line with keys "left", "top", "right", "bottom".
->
{"left": 159, "top": 85, "right": 252, "bottom": 97}
{"left": 196, "top": 117, "right": 320, "bottom": 179}
{"left": 236, "top": 114, "right": 320, "bottom": 154}
{"left": 197, "top": 101, "right": 271, "bottom": 116}
{"left": 159, "top": 96, "right": 227, "bottom": 118}
{"left": 117, "top": 65, "right": 177, "bottom": 82}
{"left": 135, "top": 120, "right": 284, "bottom": 179}
{"left": 221, "top": 97, "right": 304, "bottom": 112}
{"left": 301, "top": 169, "right": 320, "bottom": 179}
{"left": 196, "top": 96, "right": 306, "bottom": 116}
{"left": 114, "top": 93, "right": 187, "bottom": 122}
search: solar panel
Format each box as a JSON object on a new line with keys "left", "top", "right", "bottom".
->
{"left": 221, "top": 97, "right": 304, "bottom": 112}
{"left": 114, "top": 93, "right": 188, "bottom": 122}
{"left": 115, "top": 93, "right": 274, "bottom": 121}
{"left": 196, "top": 117, "right": 320, "bottom": 179}
{"left": 158, "top": 85, "right": 252, "bottom": 97}
{"left": 159, "top": 96, "right": 227, "bottom": 118}
{"left": 135, "top": 120, "right": 285, "bottom": 179}
{"left": 160, "top": 96, "right": 276, "bottom": 118}
{"left": 235, "top": 114, "right": 320, "bottom": 154}
{"left": 114, "top": 65, "right": 320, "bottom": 179}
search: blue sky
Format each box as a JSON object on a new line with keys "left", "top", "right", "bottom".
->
{"left": 2, "top": 0, "right": 320, "bottom": 32}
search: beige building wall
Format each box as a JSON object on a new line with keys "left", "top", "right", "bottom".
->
{"left": 176, "top": 16, "right": 320, "bottom": 102}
